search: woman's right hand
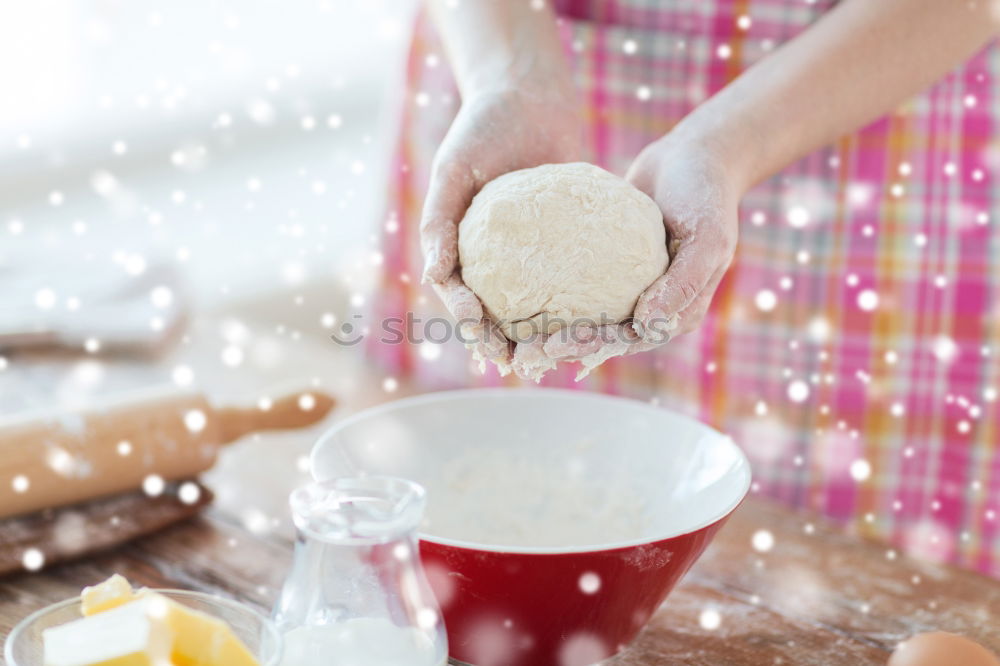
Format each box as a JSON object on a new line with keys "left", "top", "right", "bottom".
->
{"left": 420, "top": 83, "right": 581, "bottom": 374}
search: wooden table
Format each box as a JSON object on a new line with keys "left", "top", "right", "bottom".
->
{"left": 2, "top": 306, "right": 999, "bottom": 665}
{"left": 3, "top": 496, "right": 999, "bottom": 665}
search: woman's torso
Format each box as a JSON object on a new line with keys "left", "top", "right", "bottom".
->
{"left": 371, "top": 0, "right": 1000, "bottom": 575}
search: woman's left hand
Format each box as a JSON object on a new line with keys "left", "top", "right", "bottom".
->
{"left": 542, "top": 134, "right": 743, "bottom": 366}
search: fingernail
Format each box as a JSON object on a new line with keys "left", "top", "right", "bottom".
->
{"left": 458, "top": 321, "right": 482, "bottom": 345}
{"left": 632, "top": 311, "right": 663, "bottom": 336}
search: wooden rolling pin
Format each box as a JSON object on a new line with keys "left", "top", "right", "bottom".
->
{"left": 0, "top": 386, "right": 335, "bottom": 519}
{"left": 0, "top": 480, "right": 213, "bottom": 577}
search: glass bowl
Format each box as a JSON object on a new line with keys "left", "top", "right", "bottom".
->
{"left": 4, "top": 589, "right": 282, "bottom": 666}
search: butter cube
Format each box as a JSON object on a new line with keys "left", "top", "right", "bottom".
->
{"left": 43, "top": 597, "right": 173, "bottom": 666}
{"left": 139, "top": 592, "right": 259, "bottom": 666}
{"left": 81, "top": 575, "right": 135, "bottom": 616}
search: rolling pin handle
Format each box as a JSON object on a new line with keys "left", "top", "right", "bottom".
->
{"left": 214, "top": 390, "right": 336, "bottom": 444}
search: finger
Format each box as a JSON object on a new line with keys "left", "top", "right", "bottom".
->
{"left": 431, "top": 274, "right": 483, "bottom": 335}
{"left": 512, "top": 337, "right": 556, "bottom": 383}
{"left": 543, "top": 324, "right": 636, "bottom": 360}
{"left": 474, "top": 318, "right": 514, "bottom": 372}
{"left": 633, "top": 238, "right": 720, "bottom": 341}
{"left": 540, "top": 323, "right": 654, "bottom": 383}
{"left": 432, "top": 274, "right": 513, "bottom": 371}
{"left": 570, "top": 323, "right": 642, "bottom": 381}
{"left": 420, "top": 162, "right": 475, "bottom": 284}
{"left": 672, "top": 266, "right": 727, "bottom": 336}
{"left": 541, "top": 325, "right": 601, "bottom": 360}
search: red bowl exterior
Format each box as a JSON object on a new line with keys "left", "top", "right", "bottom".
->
{"left": 419, "top": 513, "right": 732, "bottom": 666}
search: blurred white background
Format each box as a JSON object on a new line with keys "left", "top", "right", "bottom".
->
{"left": 0, "top": 0, "right": 423, "bottom": 524}
{"left": 1, "top": 0, "right": 417, "bottom": 308}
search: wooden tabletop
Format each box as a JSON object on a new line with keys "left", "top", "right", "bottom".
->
{"left": 2, "top": 305, "right": 999, "bottom": 665}
{"left": 3, "top": 495, "right": 999, "bottom": 665}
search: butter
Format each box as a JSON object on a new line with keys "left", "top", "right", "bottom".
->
{"left": 43, "top": 597, "right": 173, "bottom": 666}
{"left": 47, "top": 576, "right": 260, "bottom": 666}
{"left": 81, "top": 574, "right": 135, "bottom": 616}
{"left": 139, "top": 592, "right": 259, "bottom": 666}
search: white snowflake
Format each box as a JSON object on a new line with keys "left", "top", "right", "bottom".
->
{"left": 35, "top": 288, "right": 57, "bottom": 310}
{"left": 143, "top": 475, "right": 165, "bottom": 497}
{"left": 178, "top": 482, "right": 201, "bottom": 505}
{"left": 221, "top": 345, "right": 244, "bottom": 367}
{"left": 22, "top": 549, "right": 45, "bottom": 571}
{"left": 856, "top": 289, "right": 879, "bottom": 311}
{"left": 850, "top": 459, "right": 871, "bottom": 482}
{"left": 932, "top": 336, "right": 958, "bottom": 363}
{"left": 172, "top": 365, "right": 194, "bottom": 386}
{"left": 786, "top": 206, "right": 810, "bottom": 228}
{"left": 699, "top": 608, "right": 721, "bottom": 630}
{"left": 183, "top": 409, "right": 207, "bottom": 433}
{"left": 578, "top": 572, "right": 601, "bottom": 594}
{"left": 752, "top": 529, "right": 774, "bottom": 552}
{"left": 12, "top": 475, "right": 29, "bottom": 493}
{"left": 755, "top": 289, "right": 777, "bottom": 312}
{"left": 787, "top": 380, "right": 810, "bottom": 403}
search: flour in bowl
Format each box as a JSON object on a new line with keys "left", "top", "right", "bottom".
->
{"left": 420, "top": 444, "right": 650, "bottom": 548}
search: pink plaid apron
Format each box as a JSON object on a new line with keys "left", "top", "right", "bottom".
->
{"left": 370, "top": 0, "right": 1000, "bottom": 577}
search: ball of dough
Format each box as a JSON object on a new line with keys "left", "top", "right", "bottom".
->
{"left": 459, "top": 162, "right": 668, "bottom": 341}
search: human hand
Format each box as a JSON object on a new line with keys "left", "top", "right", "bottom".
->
{"left": 421, "top": 84, "right": 581, "bottom": 373}
{"left": 542, "top": 135, "right": 742, "bottom": 373}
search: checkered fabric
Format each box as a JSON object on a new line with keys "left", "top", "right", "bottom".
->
{"left": 369, "top": 0, "right": 1000, "bottom": 576}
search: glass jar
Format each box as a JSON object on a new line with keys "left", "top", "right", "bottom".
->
{"left": 272, "top": 476, "right": 448, "bottom": 666}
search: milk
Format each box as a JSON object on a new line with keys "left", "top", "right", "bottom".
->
{"left": 279, "top": 619, "right": 445, "bottom": 666}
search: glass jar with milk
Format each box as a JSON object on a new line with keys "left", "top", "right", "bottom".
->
{"left": 272, "top": 477, "right": 448, "bottom": 666}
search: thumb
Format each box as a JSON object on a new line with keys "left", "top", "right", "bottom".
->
{"left": 420, "top": 163, "right": 474, "bottom": 284}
